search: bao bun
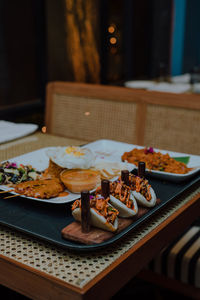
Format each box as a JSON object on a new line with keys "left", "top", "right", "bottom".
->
{"left": 109, "top": 193, "right": 138, "bottom": 218}
{"left": 132, "top": 187, "right": 157, "bottom": 207}
{"left": 72, "top": 207, "right": 118, "bottom": 232}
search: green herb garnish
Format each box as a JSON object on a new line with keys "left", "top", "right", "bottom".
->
{"left": 108, "top": 206, "right": 116, "bottom": 212}
{"left": 173, "top": 156, "right": 190, "bottom": 164}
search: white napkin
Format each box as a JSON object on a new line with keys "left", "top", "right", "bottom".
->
{"left": 147, "top": 82, "right": 191, "bottom": 94}
{"left": 124, "top": 80, "right": 155, "bottom": 89}
{"left": 171, "top": 73, "right": 191, "bottom": 84}
{"left": 0, "top": 120, "right": 38, "bottom": 144}
{"left": 124, "top": 79, "right": 192, "bottom": 93}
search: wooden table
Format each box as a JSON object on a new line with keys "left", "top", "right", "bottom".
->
{"left": 0, "top": 132, "right": 199, "bottom": 300}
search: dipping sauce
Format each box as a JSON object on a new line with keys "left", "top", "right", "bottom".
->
{"left": 60, "top": 169, "right": 100, "bottom": 193}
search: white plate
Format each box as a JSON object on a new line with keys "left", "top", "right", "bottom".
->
{"left": 0, "top": 148, "right": 79, "bottom": 204}
{"left": 0, "top": 147, "right": 133, "bottom": 203}
{"left": 85, "top": 139, "right": 200, "bottom": 182}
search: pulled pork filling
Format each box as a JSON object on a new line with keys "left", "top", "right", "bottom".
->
{"left": 129, "top": 174, "right": 152, "bottom": 201}
{"left": 72, "top": 195, "right": 119, "bottom": 225}
{"left": 109, "top": 180, "right": 135, "bottom": 210}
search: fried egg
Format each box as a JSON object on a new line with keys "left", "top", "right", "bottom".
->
{"left": 46, "top": 146, "right": 95, "bottom": 169}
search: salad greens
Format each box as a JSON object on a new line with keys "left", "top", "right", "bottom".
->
{"left": 0, "top": 161, "right": 40, "bottom": 185}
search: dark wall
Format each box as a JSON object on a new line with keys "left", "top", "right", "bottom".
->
{"left": 0, "top": 0, "right": 174, "bottom": 106}
{"left": 0, "top": 0, "right": 46, "bottom": 107}
{"left": 148, "top": 0, "right": 173, "bottom": 78}
{"left": 123, "top": 0, "right": 152, "bottom": 80}
{"left": 126, "top": 0, "right": 173, "bottom": 80}
{"left": 183, "top": 0, "right": 200, "bottom": 72}
{"left": 45, "top": 0, "right": 71, "bottom": 82}
{"left": 100, "top": 0, "right": 173, "bottom": 84}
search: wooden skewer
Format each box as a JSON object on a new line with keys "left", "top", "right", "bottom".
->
{"left": 81, "top": 190, "right": 91, "bottom": 233}
{"left": 138, "top": 161, "right": 146, "bottom": 178}
{"left": 101, "top": 179, "right": 110, "bottom": 199}
{"left": 121, "top": 170, "right": 130, "bottom": 186}
{"left": 0, "top": 190, "right": 13, "bottom": 194}
{"left": 4, "top": 194, "right": 19, "bottom": 199}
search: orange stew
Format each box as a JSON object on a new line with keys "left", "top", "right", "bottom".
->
{"left": 72, "top": 196, "right": 119, "bottom": 225}
{"left": 122, "top": 148, "right": 191, "bottom": 174}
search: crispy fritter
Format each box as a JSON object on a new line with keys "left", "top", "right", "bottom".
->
{"left": 14, "top": 178, "right": 64, "bottom": 199}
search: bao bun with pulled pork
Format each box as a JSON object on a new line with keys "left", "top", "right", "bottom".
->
{"left": 71, "top": 194, "right": 119, "bottom": 232}
{"left": 96, "top": 181, "right": 138, "bottom": 218}
{"left": 109, "top": 194, "right": 138, "bottom": 218}
{"left": 129, "top": 174, "right": 157, "bottom": 207}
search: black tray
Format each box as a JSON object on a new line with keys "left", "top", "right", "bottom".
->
{"left": 0, "top": 172, "right": 199, "bottom": 252}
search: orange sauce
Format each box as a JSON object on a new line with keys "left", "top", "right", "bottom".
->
{"left": 60, "top": 169, "right": 100, "bottom": 193}
{"left": 58, "top": 191, "right": 69, "bottom": 197}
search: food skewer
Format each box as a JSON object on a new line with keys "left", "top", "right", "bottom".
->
{"left": 4, "top": 194, "right": 19, "bottom": 199}
{"left": 121, "top": 170, "right": 130, "bottom": 186}
{"left": 138, "top": 161, "right": 146, "bottom": 178}
{"left": 81, "top": 190, "right": 91, "bottom": 233}
{"left": 0, "top": 190, "right": 13, "bottom": 194}
{"left": 109, "top": 170, "right": 138, "bottom": 218}
{"left": 132, "top": 161, "right": 157, "bottom": 207}
{"left": 101, "top": 179, "right": 110, "bottom": 199}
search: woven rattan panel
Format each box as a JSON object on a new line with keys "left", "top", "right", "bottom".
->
{"left": 50, "top": 94, "right": 137, "bottom": 143}
{"left": 0, "top": 188, "right": 199, "bottom": 289}
{"left": 144, "top": 104, "right": 200, "bottom": 155}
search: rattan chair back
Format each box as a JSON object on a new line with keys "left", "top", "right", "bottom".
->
{"left": 45, "top": 82, "right": 200, "bottom": 154}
